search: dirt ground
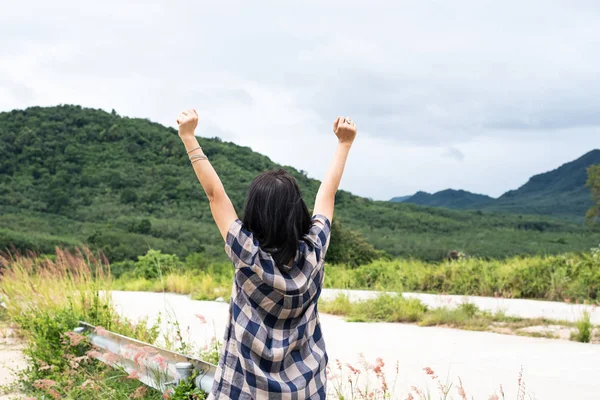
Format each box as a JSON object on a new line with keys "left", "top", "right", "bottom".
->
{"left": 0, "top": 325, "right": 27, "bottom": 400}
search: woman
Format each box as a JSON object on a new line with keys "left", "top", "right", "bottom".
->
{"left": 176, "top": 109, "right": 357, "bottom": 399}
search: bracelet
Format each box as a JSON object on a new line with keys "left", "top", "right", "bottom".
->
{"left": 189, "top": 153, "right": 208, "bottom": 163}
{"left": 186, "top": 146, "right": 202, "bottom": 154}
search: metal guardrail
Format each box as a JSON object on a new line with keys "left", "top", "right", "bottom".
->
{"left": 74, "top": 321, "right": 217, "bottom": 394}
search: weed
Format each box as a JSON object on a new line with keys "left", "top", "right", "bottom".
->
{"left": 571, "top": 311, "right": 592, "bottom": 343}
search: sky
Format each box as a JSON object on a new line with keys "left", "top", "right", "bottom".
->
{"left": 2, "top": 0, "right": 599, "bottom": 200}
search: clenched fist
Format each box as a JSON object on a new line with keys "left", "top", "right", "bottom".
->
{"left": 176, "top": 109, "right": 198, "bottom": 138}
{"left": 333, "top": 116, "right": 357, "bottom": 144}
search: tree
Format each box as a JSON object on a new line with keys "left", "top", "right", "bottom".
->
{"left": 586, "top": 165, "right": 600, "bottom": 224}
{"left": 133, "top": 249, "right": 181, "bottom": 279}
{"left": 120, "top": 188, "right": 138, "bottom": 204}
{"left": 326, "top": 219, "right": 386, "bottom": 267}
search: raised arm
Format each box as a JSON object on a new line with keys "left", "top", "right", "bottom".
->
{"left": 313, "top": 116, "right": 357, "bottom": 222}
{"left": 177, "top": 109, "right": 238, "bottom": 241}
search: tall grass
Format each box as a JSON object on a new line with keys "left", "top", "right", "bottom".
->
{"left": 321, "top": 294, "right": 427, "bottom": 323}
{"left": 113, "top": 249, "right": 234, "bottom": 301}
{"left": 319, "top": 293, "right": 581, "bottom": 337}
{"left": 571, "top": 311, "right": 592, "bottom": 343}
{"left": 324, "top": 248, "right": 600, "bottom": 302}
{"left": 114, "top": 246, "right": 600, "bottom": 304}
{"left": 0, "top": 248, "right": 183, "bottom": 399}
{"left": 115, "top": 272, "right": 232, "bottom": 301}
{"left": 328, "top": 357, "right": 533, "bottom": 400}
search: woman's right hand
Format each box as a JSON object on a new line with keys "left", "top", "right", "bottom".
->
{"left": 333, "top": 116, "right": 357, "bottom": 144}
{"left": 177, "top": 109, "right": 199, "bottom": 139}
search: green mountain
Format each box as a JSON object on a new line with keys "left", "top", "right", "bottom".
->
{"left": 390, "top": 195, "right": 411, "bottom": 202}
{"left": 487, "top": 150, "right": 600, "bottom": 217}
{"left": 391, "top": 151, "right": 599, "bottom": 218}
{"left": 403, "top": 189, "right": 494, "bottom": 208}
{"left": 1, "top": 105, "right": 599, "bottom": 263}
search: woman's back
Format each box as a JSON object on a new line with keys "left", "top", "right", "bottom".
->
{"left": 175, "top": 109, "right": 356, "bottom": 399}
{"left": 210, "top": 215, "right": 331, "bottom": 400}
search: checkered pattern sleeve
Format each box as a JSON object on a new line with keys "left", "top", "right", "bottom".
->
{"left": 224, "top": 219, "right": 259, "bottom": 268}
{"left": 303, "top": 214, "right": 332, "bottom": 263}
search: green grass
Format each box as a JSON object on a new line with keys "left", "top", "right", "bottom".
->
{"left": 571, "top": 311, "right": 592, "bottom": 343}
{"left": 320, "top": 294, "right": 427, "bottom": 323}
{"left": 0, "top": 249, "right": 208, "bottom": 399}
{"left": 417, "top": 303, "right": 492, "bottom": 331}
{"left": 324, "top": 248, "right": 600, "bottom": 302}
{"left": 319, "top": 293, "right": 592, "bottom": 341}
{"left": 110, "top": 245, "right": 600, "bottom": 306}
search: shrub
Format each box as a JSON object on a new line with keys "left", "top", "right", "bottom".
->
{"left": 341, "top": 294, "right": 427, "bottom": 323}
{"left": 571, "top": 311, "right": 592, "bottom": 343}
{"left": 133, "top": 249, "right": 182, "bottom": 279}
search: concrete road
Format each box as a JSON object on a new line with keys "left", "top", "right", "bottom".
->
{"left": 111, "top": 291, "right": 600, "bottom": 399}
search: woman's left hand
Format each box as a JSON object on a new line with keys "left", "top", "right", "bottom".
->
{"left": 177, "top": 109, "right": 198, "bottom": 138}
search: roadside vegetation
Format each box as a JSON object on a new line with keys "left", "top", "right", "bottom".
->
{"left": 324, "top": 246, "right": 600, "bottom": 302}
{"left": 318, "top": 293, "right": 598, "bottom": 343}
{"left": 1, "top": 249, "right": 543, "bottom": 399}
{"left": 108, "top": 245, "right": 600, "bottom": 305}
{"left": 0, "top": 249, "right": 211, "bottom": 399}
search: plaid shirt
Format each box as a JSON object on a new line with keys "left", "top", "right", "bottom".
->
{"left": 209, "top": 215, "right": 331, "bottom": 400}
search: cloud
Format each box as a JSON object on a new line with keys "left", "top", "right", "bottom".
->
{"left": 1, "top": 0, "right": 599, "bottom": 199}
{"left": 442, "top": 147, "right": 466, "bottom": 162}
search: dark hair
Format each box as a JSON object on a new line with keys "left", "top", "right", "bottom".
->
{"left": 242, "top": 169, "right": 311, "bottom": 266}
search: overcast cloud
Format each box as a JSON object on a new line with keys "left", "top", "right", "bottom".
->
{"left": 2, "top": 0, "right": 599, "bottom": 199}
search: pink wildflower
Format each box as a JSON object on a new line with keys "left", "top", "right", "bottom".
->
{"left": 346, "top": 363, "right": 361, "bottom": 375}
{"left": 489, "top": 395, "right": 499, "bottom": 400}
{"left": 131, "top": 386, "right": 148, "bottom": 399}
{"left": 380, "top": 374, "right": 388, "bottom": 393}
{"left": 156, "top": 355, "right": 168, "bottom": 369}
{"left": 87, "top": 349, "right": 102, "bottom": 359}
{"left": 103, "top": 350, "right": 122, "bottom": 365}
{"left": 69, "top": 355, "right": 88, "bottom": 369}
{"left": 81, "top": 379, "right": 97, "bottom": 389}
{"left": 64, "top": 331, "right": 87, "bottom": 347}
{"left": 38, "top": 360, "right": 53, "bottom": 371}
{"left": 373, "top": 357, "right": 384, "bottom": 374}
{"left": 33, "top": 379, "right": 57, "bottom": 390}
{"left": 411, "top": 385, "right": 425, "bottom": 399}
{"left": 133, "top": 349, "right": 149, "bottom": 365}
{"left": 195, "top": 314, "right": 207, "bottom": 324}
{"left": 457, "top": 377, "right": 467, "bottom": 400}
{"left": 94, "top": 326, "right": 110, "bottom": 337}
{"left": 126, "top": 370, "right": 141, "bottom": 379}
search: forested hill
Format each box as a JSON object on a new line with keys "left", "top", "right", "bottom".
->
{"left": 401, "top": 190, "right": 494, "bottom": 208}
{"left": 391, "top": 151, "right": 599, "bottom": 217}
{"left": 489, "top": 150, "right": 600, "bottom": 216}
{"left": 1, "top": 105, "right": 599, "bottom": 263}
